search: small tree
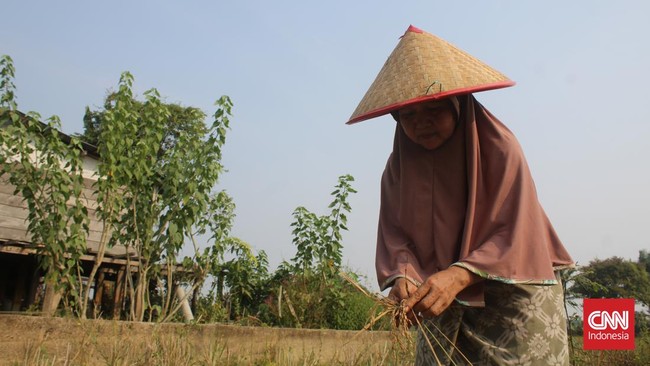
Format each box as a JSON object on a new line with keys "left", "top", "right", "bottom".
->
{"left": 219, "top": 239, "right": 270, "bottom": 320}
{"left": 0, "top": 55, "right": 90, "bottom": 315}
{"left": 259, "top": 175, "right": 371, "bottom": 329}
{"left": 82, "top": 72, "right": 237, "bottom": 321}
{"left": 290, "top": 174, "right": 356, "bottom": 278}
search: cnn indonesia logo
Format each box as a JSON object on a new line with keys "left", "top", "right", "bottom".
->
{"left": 583, "top": 298, "right": 635, "bottom": 350}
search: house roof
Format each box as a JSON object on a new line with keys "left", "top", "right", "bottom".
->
{"left": 0, "top": 109, "right": 99, "bottom": 158}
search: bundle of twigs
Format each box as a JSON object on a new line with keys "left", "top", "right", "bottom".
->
{"left": 340, "top": 272, "right": 473, "bottom": 366}
{"left": 339, "top": 272, "right": 413, "bottom": 351}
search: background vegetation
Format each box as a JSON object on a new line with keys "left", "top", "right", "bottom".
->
{"left": 0, "top": 55, "right": 385, "bottom": 330}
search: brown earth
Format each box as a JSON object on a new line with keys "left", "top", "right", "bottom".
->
{"left": 0, "top": 314, "right": 404, "bottom": 365}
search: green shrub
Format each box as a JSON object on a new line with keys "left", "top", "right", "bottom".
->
{"left": 327, "top": 281, "right": 387, "bottom": 330}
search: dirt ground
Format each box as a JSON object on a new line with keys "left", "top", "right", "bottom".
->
{"left": 0, "top": 314, "right": 399, "bottom": 365}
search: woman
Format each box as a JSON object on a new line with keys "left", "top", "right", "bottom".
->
{"left": 348, "top": 26, "right": 574, "bottom": 365}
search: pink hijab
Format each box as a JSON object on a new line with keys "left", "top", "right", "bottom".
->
{"left": 376, "top": 94, "right": 574, "bottom": 306}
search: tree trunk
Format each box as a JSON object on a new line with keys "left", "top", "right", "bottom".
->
{"left": 42, "top": 281, "right": 62, "bottom": 316}
{"left": 134, "top": 269, "right": 148, "bottom": 321}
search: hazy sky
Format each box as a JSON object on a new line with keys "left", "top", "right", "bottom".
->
{"left": 3, "top": 1, "right": 649, "bottom": 290}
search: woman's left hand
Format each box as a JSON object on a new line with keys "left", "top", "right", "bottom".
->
{"left": 402, "top": 266, "right": 480, "bottom": 320}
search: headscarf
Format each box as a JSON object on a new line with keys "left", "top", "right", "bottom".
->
{"left": 376, "top": 94, "right": 574, "bottom": 306}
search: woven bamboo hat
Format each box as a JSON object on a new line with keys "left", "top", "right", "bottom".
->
{"left": 347, "top": 25, "right": 515, "bottom": 124}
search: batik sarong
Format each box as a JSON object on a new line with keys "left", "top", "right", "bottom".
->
{"left": 415, "top": 274, "right": 569, "bottom": 365}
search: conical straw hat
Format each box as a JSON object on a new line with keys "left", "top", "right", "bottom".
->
{"left": 347, "top": 25, "right": 515, "bottom": 124}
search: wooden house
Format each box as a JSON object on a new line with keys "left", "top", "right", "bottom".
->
{"left": 0, "top": 118, "right": 136, "bottom": 318}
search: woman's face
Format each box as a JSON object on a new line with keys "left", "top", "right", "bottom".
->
{"left": 398, "top": 100, "right": 457, "bottom": 150}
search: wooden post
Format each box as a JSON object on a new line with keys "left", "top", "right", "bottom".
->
{"left": 112, "top": 266, "right": 126, "bottom": 320}
{"left": 26, "top": 266, "right": 41, "bottom": 310}
{"left": 11, "top": 265, "right": 26, "bottom": 311}
{"left": 175, "top": 286, "right": 194, "bottom": 322}
{"left": 93, "top": 269, "right": 106, "bottom": 319}
{"left": 0, "top": 263, "right": 6, "bottom": 311}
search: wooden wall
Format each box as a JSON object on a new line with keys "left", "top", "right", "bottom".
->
{"left": 0, "top": 166, "right": 131, "bottom": 258}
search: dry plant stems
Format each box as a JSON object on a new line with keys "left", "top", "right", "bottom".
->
{"left": 340, "top": 272, "right": 472, "bottom": 366}
{"left": 98, "top": 342, "right": 131, "bottom": 366}
{"left": 283, "top": 288, "right": 301, "bottom": 326}
{"left": 339, "top": 272, "right": 413, "bottom": 351}
{"left": 22, "top": 339, "right": 53, "bottom": 366}
{"left": 411, "top": 312, "right": 473, "bottom": 366}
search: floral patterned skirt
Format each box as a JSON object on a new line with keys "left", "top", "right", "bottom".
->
{"left": 415, "top": 273, "right": 569, "bottom": 365}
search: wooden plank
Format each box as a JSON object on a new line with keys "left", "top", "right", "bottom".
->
{"left": 0, "top": 227, "right": 30, "bottom": 243}
{"left": 0, "top": 206, "right": 29, "bottom": 221}
{"left": 0, "top": 244, "right": 35, "bottom": 255}
{"left": 1, "top": 171, "right": 97, "bottom": 188}
{"left": 0, "top": 212, "right": 29, "bottom": 229}
{"left": 0, "top": 217, "right": 134, "bottom": 258}
{"left": 0, "top": 211, "right": 106, "bottom": 233}
{"left": 79, "top": 254, "right": 136, "bottom": 266}
{"left": 0, "top": 192, "right": 27, "bottom": 208}
{"left": 0, "top": 188, "right": 100, "bottom": 211}
{"left": 0, "top": 226, "right": 105, "bottom": 248}
{"left": 1, "top": 237, "right": 135, "bottom": 261}
{"left": 0, "top": 177, "right": 99, "bottom": 207}
{"left": 0, "top": 204, "right": 103, "bottom": 223}
{"left": 0, "top": 216, "right": 107, "bottom": 246}
{"left": 0, "top": 182, "right": 19, "bottom": 195}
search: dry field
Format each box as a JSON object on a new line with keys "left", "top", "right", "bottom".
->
{"left": 0, "top": 314, "right": 414, "bottom": 365}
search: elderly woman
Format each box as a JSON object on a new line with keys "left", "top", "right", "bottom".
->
{"left": 348, "top": 26, "right": 574, "bottom": 365}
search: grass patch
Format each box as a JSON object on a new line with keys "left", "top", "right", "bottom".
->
{"left": 569, "top": 334, "right": 650, "bottom": 366}
{"left": 15, "top": 334, "right": 415, "bottom": 366}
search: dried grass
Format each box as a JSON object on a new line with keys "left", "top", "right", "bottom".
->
{"left": 14, "top": 319, "right": 407, "bottom": 366}
{"left": 339, "top": 272, "right": 472, "bottom": 366}
{"left": 21, "top": 339, "right": 57, "bottom": 366}
{"left": 339, "top": 272, "right": 413, "bottom": 351}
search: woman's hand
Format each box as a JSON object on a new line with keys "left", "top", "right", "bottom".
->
{"left": 387, "top": 277, "right": 419, "bottom": 326}
{"left": 387, "top": 277, "right": 419, "bottom": 304}
{"left": 402, "top": 266, "right": 481, "bottom": 320}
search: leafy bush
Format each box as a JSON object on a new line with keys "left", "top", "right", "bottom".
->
{"left": 246, "top": 175, "right": 381, "bottom": 330}
{"left": 258, "top": 270, "right": 385, "bottom": 330}
{"left": 326, "top": 276, "right": 389, "bottom": 330}
{"left": 193, "top": 289, "right": 229, "bottom": 323}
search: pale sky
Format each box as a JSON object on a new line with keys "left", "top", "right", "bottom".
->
{"left": 2, "top": 1, "right": 649, "bottom": 290}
